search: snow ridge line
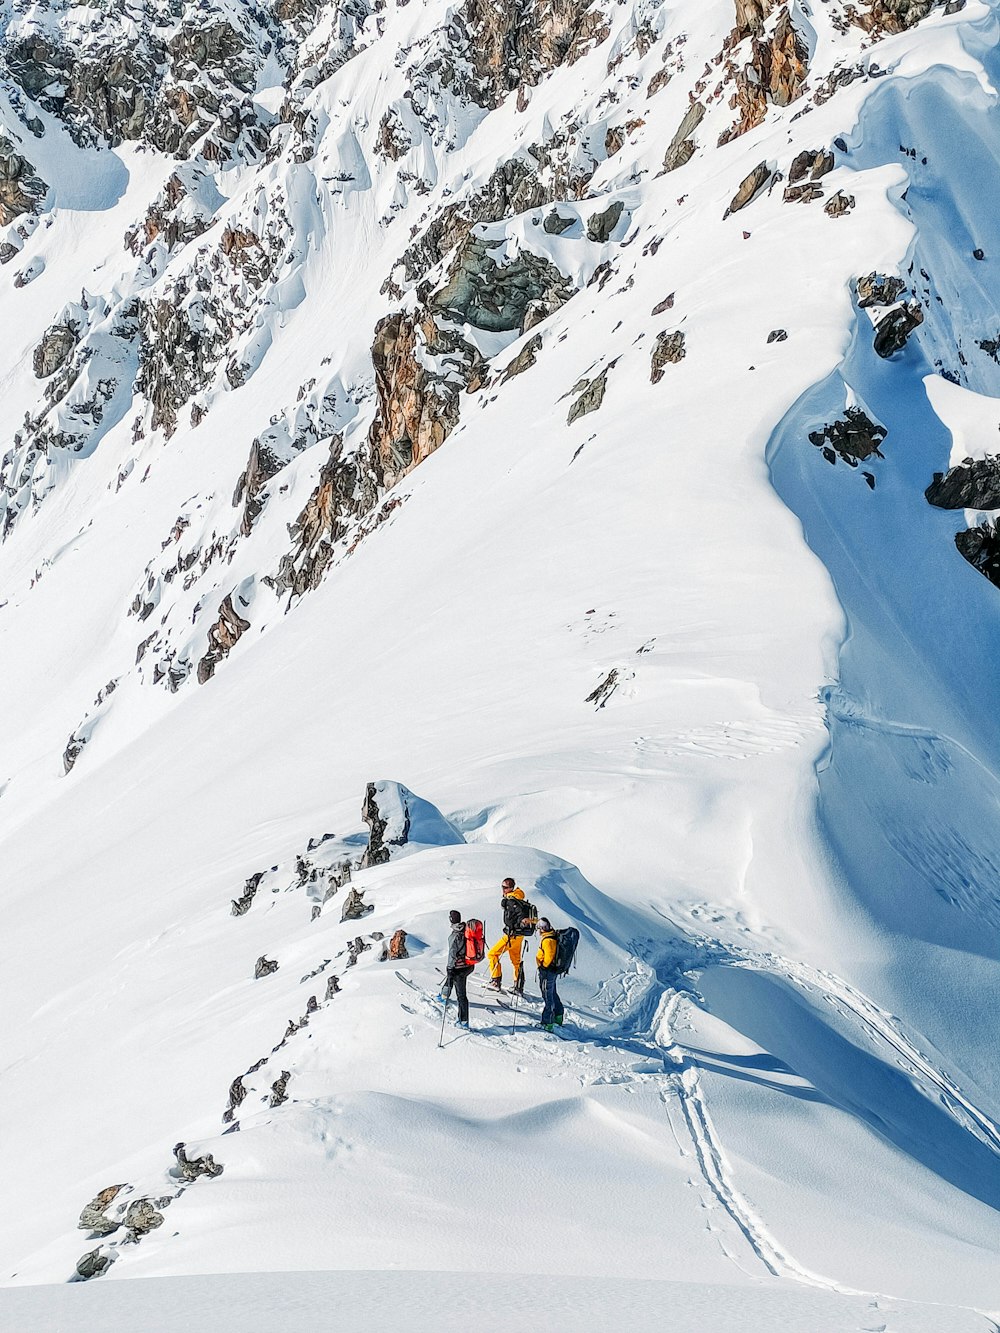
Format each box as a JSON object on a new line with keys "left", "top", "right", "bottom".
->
{"left": 753, "top": 954, "right": 1000, "bottom": 1158}
{"left": 657, "top": 992, "right": 853, "bottom": 1294}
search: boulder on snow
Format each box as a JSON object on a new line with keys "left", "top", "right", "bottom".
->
{"left": 650, "top": 331, "right": 686, "bottom": 382}
{"left": 662, "top": 101, "right": 704, "bottom": 173}
{"left": 824, "top": 190, "right": 855, "bottom": 218}
{"left": 586, "top": 199, "right": 624, "bottom": 243}
{"left": 856, "top": 273, "right": 906, "bottom": 308}
{"left": 385, "top": 929, "right": 409, "bottom": 961}
{"left": 567, "top": 365, "right": 613, "bottom": 423}
{"left": 340, "top": 887, "right": 374, "bottom": 922}
{"left": 725, "top": 162, "right": 771, "bottom": 217}
{"left": 359, "top": 780, "right": 464, "bottom": 869}
{"left": 254, "top": 955, "right": 279, "bottom": 979}
{"left": 808, "top": 408, "right": 887, "bottom": 465}
{"left": 78, "top": 1184, "right": 126, "bottom": 1235}
{"left": 872, "top": 302, "right": 923, "bottom": 358}
{"left": 543, "top": 209, "right": 575, "bottom": 235}
{"left": 124, "top": 1198, "right": 164, "bottom": 1237}
{"left": 74, "top": 1247, "right": 114, "bottom": 1281}
{"left": 172, "top": 1142, "right": 223, "bottom": 1181}
{"left": 33, "top": 323, "right": 78, "bottom": 379}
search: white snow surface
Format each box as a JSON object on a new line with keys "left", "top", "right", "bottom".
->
{"left": 1, "top": 0, "right": 1000, "bottom": 1326}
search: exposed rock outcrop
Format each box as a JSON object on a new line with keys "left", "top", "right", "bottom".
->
{"left": 722, "top": 6, "right": 808, "bottom": 143}
{"left": 0, "top": 136, "right": 47, "bottom": 225}
{"left": 567, "top": 364, "right": 612, "bottom": 423}
{"left": 269, "top": 434, "right": 373, "bottom": 598}
{"left": 808, "top": 408, "right": 887, "bottom": 465}
{"left": 586, "top": 199, "right": 624, "bottom": 243}
{"left": 124, "top": 1199, "right": 164, "bottom": 1238}
{"left": 172, "top": 1142, "right": 224, "bottom": 1180}
{"left": 850, "top": 0, "right": 956, "bottom": 37}
{"left": 78, "top": 1185, "right": 126, "bottom": 1236}
{"left": 74, "top": 1247, "right": 114, "bottom": 1281}
{"left": 926, "top": 456, "right": 1000, "bottom": 510}
{"left": 431, "top": 236, "right": 575, "bottom": 333}
{"left": 662, "top": 102, "right": 705, "bottom": 173}
{"left": 254, "top": 955, "right": 279, "bottom": 979}
{"left": 33, "top": 324, "right": 79, "bottom": 380}
{"left": 500, "top": 334, "right": 543, "bottom": 383}
{"left": 872, "top": 302, "right": 924, "bottom": 358}
{"left": 651, "top": 331, "right": 686, "bottom": 382}
{"left": 955, "top": 520, "right": 1000, "bottom": 589}
{"left": 857, "top": 273, "right": 906, "bottom": 308}
{"left": 341, "top": 887, "right": 374, "bottom": 921}
{"left": 725, "top": 162, "right": 772, "bottom": 216}
{"left": 197, "top": 594, "right": 250, "bottom": 684}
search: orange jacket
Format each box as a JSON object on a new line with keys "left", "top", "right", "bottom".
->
{"left": 536, "top": 930, "right": 557, "bottom": 970}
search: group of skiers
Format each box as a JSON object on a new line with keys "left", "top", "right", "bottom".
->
{"left": 440, "top": 878, "right": 574, "bottom": 1032}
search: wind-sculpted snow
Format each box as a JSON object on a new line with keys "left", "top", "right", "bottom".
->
{"left": 2, "top": 0, "right": 1000, "bottom": 1323}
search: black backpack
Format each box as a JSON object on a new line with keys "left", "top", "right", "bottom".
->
{"left": 552, "top": 927, "right": 580, "bottom": 976}
{"left": 503, "top": 895, "right": 537, "bottom": 938}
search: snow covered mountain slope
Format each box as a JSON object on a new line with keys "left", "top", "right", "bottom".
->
{"left": 2, "top": 0, "right": 1000, "bottom": 1325}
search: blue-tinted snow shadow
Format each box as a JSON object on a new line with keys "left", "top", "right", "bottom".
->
{"left": 700, "top": 964, "right": 1000, "bottom": 1213}
{"left": 766, "top": 58, "right": 1000, "bottom": 959}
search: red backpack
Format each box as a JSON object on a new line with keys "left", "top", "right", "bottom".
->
{"left": 465, "top": 919, "right": 485, "bottom": 967}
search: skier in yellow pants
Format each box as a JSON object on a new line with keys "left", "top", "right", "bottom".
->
{"left": 486, "top": 879, "right": 529, "bottom": 992}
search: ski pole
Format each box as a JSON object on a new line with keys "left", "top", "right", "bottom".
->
{"left": 438, "top": 992, "right": 450, "bottom": 1048}
{"left": 511, "top": 984, "right": 519, "bottom": 1037}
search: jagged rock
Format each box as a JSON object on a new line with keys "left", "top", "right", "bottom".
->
{"left": 449, "top": 0, "right": 612, "bottom": 110}
{"left": 231, "top": 872, "right": 263, "bottom": 917}
{"left": 734, "top": 0, "right": 776, "bottom": 40}
{"left": 346, "top": 936, "right": 372, "bottom": 967}
{"left": 232, "top": 438, "right": 286, "bottom": 537}
{"left": 269, "top": 1071, "right": 291, "bottom": 1108}
{"left": 78, "top": 1184, "right": 126, "bottom": 1235}
{"left": 500, "top": 335, "right": 543, "bottom": 384}
{"left": 767, "top": 329, "right": 788, "bottom": 343}
{"left": 586, "top": 200, "right": 624, "bottom": 243}
{"left": 223, "top": 1075, "right": 248, "bottom": 1123}
{"left": 32, "top": 324, "right": 78, "bottom": 379}
{"left": 361, "top": 780, "right": 397, "bottom": 868}
{"left": 63, "top": 734, "right": 86, "bottom": 775}
{"left": 270, "top": 434, "right": 372, "bottom": 598}
{"left": 824, "top": 190, "right": 855, "bottom": 218}
{"left": 723, "top": 7, "right": 808, "bottom": 142}
{"left": 387, "top": 929, "right": 409, "bottom": 961}
{"left": 567, "top": 365, "right": 611, "bottom": 423}
{"left": 926, "top": 456, "right": 1000, "bottom": 509}
{"left": 399, "top": 159, "right": 552, "bottom": 284}
{"left": 0, "top": 137, "right": 47, "bottom": 225}
{"left": 197, "top": 594, "right": 250, "bottom": 684}
{"left": 662, "top": 102, "right": 705, "bottom": 172}
{"left": 808, "top": 408, "right": 887, "bottom": 465}
{"left": 75, "top": 1248, "right": 114, "bottom": 1281}
{"left": 431, "top": 235, "right": 575, "bottom": 333}
{"left": 851, "top": 0, "right": 954, "bottom": 36}
{"left": 255, "top": 955, "right": 279, "bottom": 979}
{"left": 367, "top": 310, "right": 482, "bottom": 489}
{"left": 136, "top": 295, "right": 228, "bottom": 437}
{"left": 173, "top": 1142, "right": 223, "bottom": 1181}
{"left": 650, "top": 331, "right": 686, "bottom": 383}
{"left": 857, "top": 274, "right": 906, "bottom": 308}
{"left": 788, "top": 149, "right": 834, "bottom": 183}
{"left": 651, "top": 294, "right": 675, "bottom": 315}
{"left": 341, "top": 888, "right": 373, "bottom": 922}
{"left": 325, "top": 974, "right": 341, "bottom": 998}
{"left": 375, "top": 107, "right": 413, "bottom": 161}
{"left": 543, "top": 209, "right": 575, "bottom": 235}
{"left": 873, "top": 303, "right": 924, "bottom": 357}
{"left": 955, "top": 520, "right": 1000, "bottom": 588}
{"left": 586, "top": 668, "right": 620, "bottom": 708}
{"left": 124, "top": 1199, "right": 164, "bottom": 1237}
{"left": 783, "top": 182, "right": 824, "bottom": 204}
{"left": 725, "top": 162, "right": 772, "bottom": 216}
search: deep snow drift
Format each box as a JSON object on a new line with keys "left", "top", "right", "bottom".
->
{"left": 2, "top": 0, "right": 1000, "bottom": 1326}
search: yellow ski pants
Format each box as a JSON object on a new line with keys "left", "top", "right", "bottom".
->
{"left": 487, "top": 933, "right": 523, "bottom": 981}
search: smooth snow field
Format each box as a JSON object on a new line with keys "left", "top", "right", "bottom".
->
{"left": 2, "top": 0, "right": 1000, "bottom": 1327}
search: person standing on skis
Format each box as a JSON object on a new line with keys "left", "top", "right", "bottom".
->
{"left": 486, "top": 878, "right": 530, "bottom": 993}
{"left": 441, "top": 909, "right": 473, "bottom": 1029}
{"left": 536, "top": 917, "right": 564, "bottom": 1031}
